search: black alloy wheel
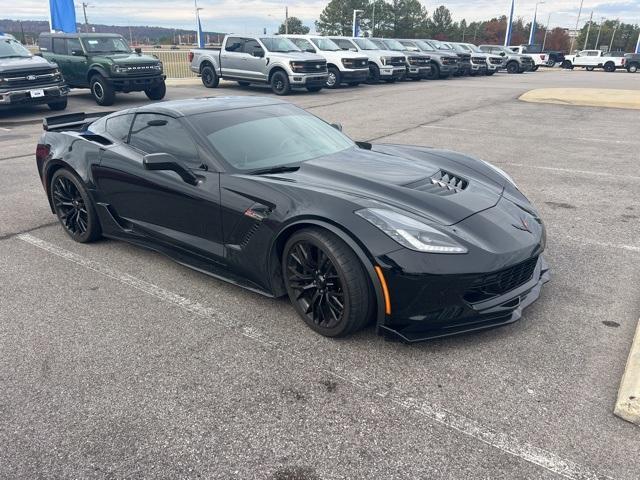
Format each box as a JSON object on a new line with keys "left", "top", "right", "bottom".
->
{"left": 506, "top": 61, "right": 519, "bottom": 74}
{"left": 145, "top": 81, "right": 166, "bottom": 100}
{"left": 604, "top": 62, "right": 616, "bottom": 72}
{"left": 271, "top": 70, "right": 291, "bottom": 95}
{"left": 201, "top": 64, "right": 219, "bottom": 88}
{"left": 367, "top": 63, "right": 381, "bottom": 84}
{"left": 283, "top": 229, "right": 372, "bottom": 337}
{"left": 425, "top": 62, "right": 439, "bottom": 80}
{"left": 51, "top": 169, "right": 101, "bottom": 243}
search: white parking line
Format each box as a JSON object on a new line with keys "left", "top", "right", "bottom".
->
{"left": 17, "top": 232, "right": 615, "bottom": 480}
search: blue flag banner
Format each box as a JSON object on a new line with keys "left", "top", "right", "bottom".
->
{"left": 197, "top": 14, "right": 204, "bottom": 48}
{"left": 636, "top": 32, "right": 640, "bottom": 53}
{"left": 505, "top": 0, "right": 515, "bottom": 46}
{"left": 49, "top": 0, "right": 77, "bottom": 33}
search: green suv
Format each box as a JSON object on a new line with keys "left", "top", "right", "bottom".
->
{"left": 38, "top": 33, "right": 166, "bottom": 106}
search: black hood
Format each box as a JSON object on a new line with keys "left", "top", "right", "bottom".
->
{"left": 274, "top": 144, "right": 506, "bottom": 226}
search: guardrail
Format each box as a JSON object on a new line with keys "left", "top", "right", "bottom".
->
{"left": 142, "top": 50, "right": 196, "bottom": 79}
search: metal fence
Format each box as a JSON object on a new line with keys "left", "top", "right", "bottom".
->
{"left": 142, "top": 50, "right": 197, "bottom": 79}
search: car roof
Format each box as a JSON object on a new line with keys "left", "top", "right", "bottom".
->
{"left": 121, "top": 96, "right": 290, "bottom": 117}
{"left": 40, "top": 32, "right": 123, "bottom": 38}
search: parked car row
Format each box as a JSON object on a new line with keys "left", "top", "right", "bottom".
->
{"left": 188, "top": 35, "right": 541, "bottom": 96}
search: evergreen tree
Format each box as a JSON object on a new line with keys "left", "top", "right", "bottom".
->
{"left": 278, "top": 17, "right": 310, "bottom": 35}
{"left": 316, "top": 0, "right": 370, "bottom": 36}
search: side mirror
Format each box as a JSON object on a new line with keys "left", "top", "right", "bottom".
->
{"left": 252, "top": 48, "right": 264, "bottom": 57}
{"left": 135, "top": 47, "right": 142, "bottom": 54}
{"left": 331, "top": 122, "right": 343, "bottom": 132}
{"left": 71, "top": 49, "right": 85, "bottom": 56}
{"left": 500, "top": 52, "right": 506, "bottom": 56}
{"left": 349, "top": 47, "right": 357, "bottom": 52}
{"left": 143, "top": 153, "right": 200, "bottom": 186}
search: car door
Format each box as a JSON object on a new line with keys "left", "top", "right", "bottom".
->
{"left": 94, "top": 112, "right": 225, "bottom": 264}
{"left": 63, "top": 37, "right": 88, "bottom": 86}
{"left": 242, "top": 38, "right": 267, "bottom": 81}
{"left": 50, "top": 37, "right": 71, "bottom": 80}
{"left": 220, "top": 36, "right": 246, "bottom": 78}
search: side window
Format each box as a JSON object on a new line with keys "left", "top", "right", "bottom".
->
{"left": 243, "top": 39, "right": 261, "bottom": 55}
{"left": 38, "top": 36, "right": 50, "bottom": 51}
{"left": 52, "top": 38, "right": 66, "bottom": 55}
{"left": 333, "top": 39, "right": 352, "bottom": 50}
{"left": 129, "top": 114, "right": 199, "bottom": 166}
{"left": 225, "top": 37, "right": 244, "bottom": 52}
{"left": 105, "top": 114, "right": 134, "bottom": 142}
{"left": 66, "top": 38, "right": 82, "bottom": 55}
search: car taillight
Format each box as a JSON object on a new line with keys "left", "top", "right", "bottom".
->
{"left": 621, "top": 58, "right": 625, "bottom": 65}
{"left": 541, "top": 54, "right": 546, "bottom": 60}
{"left": 36, "top": 143, "right": 50, "bottom": 162}
{"left": 188, "top": 51, "right": 194, "bottom": 63}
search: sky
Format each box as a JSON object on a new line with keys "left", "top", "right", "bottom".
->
{"left": 5, "top": 1, "right": 640, "bottom": 34}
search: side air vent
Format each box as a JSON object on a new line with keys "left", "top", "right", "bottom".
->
{"left": 403, "top": 170, "right": 468, "bottom": 196}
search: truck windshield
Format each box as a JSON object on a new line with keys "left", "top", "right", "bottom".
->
{"left": 353, "top": 38, "right": 379, "bottom": 50}
{"left": 260, "top": 37, "right": 300, "bottom": 53}
{"left": 310, "top": 38, "right": 341, "bottom": 51}
{"left": 370, "top": 39, "right": 387, "bottom": 50}
{"left": 82, "top": 36, "right": 130, "bottom": 53}
{"left": 190, "top": 103, "right": 354, "bottom": 172}
{"left": 414, "top": 40, "right": 435, "bottom": 52}
{"left": 0, "top": 38, "right": 32, "bottom": 58}
{"left": 383, "top": 39, "right": 406, "bottom": 51}
{"left": 462, "top": 44, "right": 482, "bottom": 53}
{"left": 428, "top": 40, "right": 450, "bottom": 50}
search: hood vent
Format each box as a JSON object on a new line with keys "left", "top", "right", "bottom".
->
{"left": 403, "top": 170, "right": 468, "bottom": 196}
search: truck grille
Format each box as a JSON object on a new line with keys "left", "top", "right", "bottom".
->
{"left": 471, "top": 56, "right": 487, "bottom": 64}
{"left": 120, "top": 64, "right": 160, "bottom": 75}
{"left": 388, "top": 56, "right": 407, "bottom": 67}
{"left": 464, "top": 256, "right": 539, "bottom": 303}
{"left": 342, "top": 57, "right": 368, "bottom": 69}
{"left": 3, "top": 68, "right": 60, "bottom": 88}
{"left": 457, "top": 54, "right": 471, "bottom": 64}
{"left": 442, "top": 56, "right": 458, "bottom": 66}
{"left": 408, "top": 56, "right": 430, "bottom": 66}
{"left": 489, "top": 57, "right": 503, "bottom": 65}
{"left": 298, "top": 61, "right": 327, "bottom": 73}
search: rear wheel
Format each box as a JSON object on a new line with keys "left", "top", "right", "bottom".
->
{"left": 48, "top": 98, "right": 67, "bottom": 111}
{"left": 271, "top": 70, "right": 291, "bottom": 95}
{"left": 604, "top": 62, "right": 616, "bottom": 72}
{"left": 90, "top": 74, "right": 115, "bottom": 106}
{"left": 531, "top": 65, "right": 539, "bottom": 71}
{"left": 326, "top": 66, "right": 341, "bottom": 88}
{"left": 283, "top": 229, "right": 372, "bottom": 338}
{"left": 628, "top": 63, "right": 639, "bottom": 73}
{"left": 50, "top": 169, "right": 101, "bottom": 243}
{"left": 201, "top": 64, "right": 219, "bottom": 88}
{"left": 144, "top": 80, "right": 166, "bottom": 100}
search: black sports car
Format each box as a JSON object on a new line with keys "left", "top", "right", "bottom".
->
{"left": 35, "top": 97, "right": 549, "bottom": 343}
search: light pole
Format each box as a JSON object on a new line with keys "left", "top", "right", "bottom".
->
{"left": 371, "top": 2, "right": 376, "bottom": 37}
{"left": 529, "top": 1, "right": 545, "bottom": 46}
{"left": 542, "top": 12, "right": 552, "bottom": 51}
{"left": 594, "top": 17, "right": 605, "bottom": 49}
{"left": 583, "top": 11, "right": 593, "bottom": 49}
{"left": 609, "top": 20, "right": 619, "bottom": 53}
{"left": 569, "top": 0, "right": 584, "bottom": 53}
{"left": 82, "top": 2, "right": 90, "bottom": 33}
{"left": 352, "top": 9, "right": 364, "bottom": 37}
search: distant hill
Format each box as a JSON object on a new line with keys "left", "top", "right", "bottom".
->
{"left": 0, "top": 19, "right": 225, "bottom": 45}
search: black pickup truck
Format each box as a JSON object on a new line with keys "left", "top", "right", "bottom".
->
{"left": 625, "top": 53, "right": 639, "bottom": 73}
{"left": 0, "top": 34, "right": 68, "bottom": 110}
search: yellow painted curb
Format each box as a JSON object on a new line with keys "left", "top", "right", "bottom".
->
{"left": 614, "top": 317, "right": 640, "bottom": 426}
{"left": 519, "top": 88, "right": 640, "bottom": 110}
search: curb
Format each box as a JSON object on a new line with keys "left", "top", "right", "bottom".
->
{"left": 614, "top": 317, "right": 640, "bottom": 426}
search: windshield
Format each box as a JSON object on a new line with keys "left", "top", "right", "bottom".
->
{"left": 370, "top": 39, "right": 387, "bottom": 50}
{"left": 462, "top": 43, "right": 481, "bottom": 53}
{"left": 289, "top": 38, "right": 315, "bottom": 52}
{"left": 260, "top": 37, "right": 300, "bottom": 53}
{"left": 310, "top": 37, "right": 341, "bottom": 51}
{"left": 353, "top": 38, "right": 379, "bottom": 50}
{"left": 383, "top": 39, "right": 406, "bottom": 51}
{"left": 82, "top": 36, "right": 130, "bottom": 53}
{"left": 428, "top": 40, "right": 450, "bottom": 50}
{"left": 190, "top": 103, "right": 354, "bottom": 172}
{"left": 0, "top": 38, "right": 32, "bottom": 58}
{"left": 414, "top": 40, "right": 435, "bottom": 52}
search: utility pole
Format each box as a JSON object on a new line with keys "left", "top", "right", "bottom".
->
{"left": 542, "top": 12, "right": 552, "bottom": 51}
{"left": 82, "top": 2, "right": 90, "bottom": 33}
{"left": 371, "top": 2, "right": 376, "bottom": 37}
{"left": 609, "top": 20, "right": 619, "bottom": 53}
{"left": 595, "top": 17, "right": 605, "bottom": 49}
{"left": 18, "top": 20, "right": 26, "bottom": 44}
{"left": 569, "top": 0, "right": 584, "bottom": 53}
{"left": 583, "top": 11, "right": 593, "bottom": 49}
{"left": 128, "top": 25, "right": 133, "bottom": 44}
{"left": 285, "top": 6, "right": 289, "bottom": 34}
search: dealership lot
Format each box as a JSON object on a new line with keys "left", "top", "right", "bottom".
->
{"left": 1, "top": 70, "right": 639, "bottom": 479}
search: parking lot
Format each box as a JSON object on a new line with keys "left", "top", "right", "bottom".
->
{"left": 1, "top": 69, "right": 639, "bottom": 479}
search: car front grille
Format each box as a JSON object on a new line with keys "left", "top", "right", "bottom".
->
{"left": 120, "top": 64, "right": 160, "bottom": 75}
{"left": 471, "top": 56, "right": 486, "bottom": 64}
{"left": 343, "top": 57, "right": 368, "bottom": 69}
{"left": 464, "top": 256, "right": 539, "bottom": 303}
{"left": 457, "top": 54, "right": 471, "bottom": 64}
{"left": 409, "top": 56, "right": 430, "bottom": 66}
{"left": 3, "top": 68, "right": 60, "bottom": 88}
{"left": 489, "top": 57, "right": 503, "bottom": 65}
{"left": 442, "top": 56, "right": 458, "bottom": 65}
{"left": 388, "top": 56, "right": 406, "bottom": 66}
{"left": 297, "top": 61, "right": 328, "bottom": 73}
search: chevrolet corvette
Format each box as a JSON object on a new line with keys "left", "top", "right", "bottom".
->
{"left": 35, "top": 97, "right": 549, "bottom": 342}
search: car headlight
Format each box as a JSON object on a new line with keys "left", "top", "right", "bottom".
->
{"left": 479, "top": 159, "right": 518, "bottom": 189}
{"left": 356, "top": 208, "right": 468, "bottom": 254}
{"left": 112, "top": 64, "right": 127, "bottom": 74}
{"left": 380, "top": 56, "right": 389, "bottom": 65}
{"left": 153, "top": 62, "right": 163, "bottom": 72}
{"left": 290, "top": 61, "right": 306, "bottom": 73}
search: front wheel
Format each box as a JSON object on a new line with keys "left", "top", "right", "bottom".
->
{"left": 48, "top": 98, "right": 68, "bottom": 111}
{"left": 425, "top": 63, "right": 440, "bottom": 80}
{"left": 283, "top": 228, "right": 372, "bottom": 338}
{"left": 367, "top": 63, "right": 381, "bottom": 84}
{"left": 326, "top": 66, "right": 341, "bottom": 88}
{"left": 270, "top": 70, "right": 291, "bottom": 95}
{"left": 145, "top": 81, "right": 166, "bottom": 100}
{"left": 506, "top": 61, "right": 519, "bottom": 74}
{"left": 628, "top": 63, "right": 639, "bottom": 73}
{"left": 50, "top": 169, "right": 101, "bottom": 243}
{"left": 531, "top": 65, "right": 539, "bottom": 71}
{"left": 90, "top": 74, "right": 115, "bottom": 106}
{"left": 561, "top": 60, "right": 573, "bottom": 69}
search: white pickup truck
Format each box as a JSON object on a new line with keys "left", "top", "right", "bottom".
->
{"left": 189, "top": 34, "right": 328, "bottom": 95}
{"left": 508, "top": 45, "right": 547, "bottom": 71}
{"left": 562, "top": 50, "right": 626, "bottom": 72}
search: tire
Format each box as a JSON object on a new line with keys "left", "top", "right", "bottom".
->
{"left": 367, "top": 63, "right": 380, "bottom": 84}
{"left": 531, "top": 65, "right": 539, "bottom": 71}
{"left": 604, "top": 62, "right": 616, "bottom": 73}
{"left": 270, "top": 70, "right": 291, "bottom": 95}
{"left": 306, "top": 86, "right": 322, "bottom": 92}
{"left": 237, "top": 81, "right": 250, "bottom": 87}
{"left": 48, "top": 98, "right": 67, "bottom": 111}
{"left": 144, "top": 81, "right": 166, "bottom": 100}
{"left": 282, "top": 228, "right": 372, "bottom": 338}
{"left": 326, "top": 66, "right": 341, "bottom": 88}
{"left": 506, "top": 61, "right": 519, "bottom": 74}
{"left": 425, "top": 62, "right": 439, "bottom": 80}
{"left": 90, "top": 74, "right": 115, "bottom": 106}
{"left": 561, "top": 60, "right": 573, "bottom": 69}
{"left": 200, "top": 63, "right": 219, "bottom": 88}
{"left": 50, "top": 169, "right": 101, "bottom": 243}
{"left": 586, "top": 66, "right": 595, "bottom": 71}
{"left": 628, "top": 63, "right": 639, "bottom": 73}
{"left": 546, "top": 59, "right": 555, "bottom": 67}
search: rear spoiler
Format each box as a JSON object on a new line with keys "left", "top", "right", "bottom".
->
{"left": 43, "top": 111, "right": 115, "bottom": 132}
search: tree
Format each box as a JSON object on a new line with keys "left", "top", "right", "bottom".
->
{"left": 544, "top": 27, "right": 570, "bottom": 52}
{"left": 430, "top": 5, "right": 453, "bottom": 39}
{"left": 278, "top": 16, "right": 310, "bottom": 35}
{"left": 388, "top": 0, "right": 428, "bottom": 38}
{"left": 316, "top": 0, "right": 370, "bottom": 36}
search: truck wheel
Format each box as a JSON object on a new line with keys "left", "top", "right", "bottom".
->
{"left": 237, "top": 81, "right": 250, "bottom": 87}
{"left": 326, "top": 66, "right": 341, "bottom": 88}
{"left": 90, "top": 74, "right": 115, "bottom": 106}
{"left": 629, "top": 63, "right": 639, "bottom": 73}
{"left": 201, "top": 64, "right": 219, "bottom": 88}
{"left": 506, "top": 61, "right": 519, "bottom": 74}
{"left": 604, "top": 62, "right": 616, "bottom": 72}
{"left": 48, "top": 98, "right": 68, "bottom": 111}
{"left": 145, "top": 81, "right": 166, "bottom": 100}
{"left": 270, "top": 70, "right": 291, "bottom": 95}
{"left": 585, "top": 66, "right": 595, "bottom": 71}
{"left": 561, "top": 60, "right": 573, "bottom": 69}
{"left": 367, "top": 64, "right": 380, "bottom": 84}
{"left": 425, "top": 63, "right": 439, "bottom": 80}
{"left": 531, "top": 65, "right": 539, "bottom": 71}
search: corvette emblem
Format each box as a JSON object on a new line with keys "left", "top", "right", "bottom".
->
{"left": 512, "top": 217, "right": 532, "bottom": 233}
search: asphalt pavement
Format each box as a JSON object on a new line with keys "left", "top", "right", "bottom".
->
{"left": 0, "top": 69, "right": 639, "bottom": 479}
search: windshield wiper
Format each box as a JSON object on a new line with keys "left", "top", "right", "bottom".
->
{"left": 248, "top": 165, "right": 300, "bottom": 175}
